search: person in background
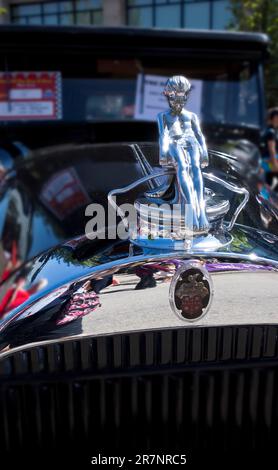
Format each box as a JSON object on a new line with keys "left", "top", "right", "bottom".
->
{"left": 0, "top": 277, "right": 30, "bottom": 319}
{"left": 0, "top": 164, "right": 5, "bottom": 182}
{"left": 261, "top": 108, "right": 278, "bottom": 190}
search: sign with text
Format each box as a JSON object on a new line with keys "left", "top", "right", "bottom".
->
{"left": 0, "top": 71, "right": 62, "bottom": 120}
{"left": 134, "top": 74, "right": 203, "bottom": 121}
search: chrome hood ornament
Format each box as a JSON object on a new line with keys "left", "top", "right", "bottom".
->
{"left": 149, "top": 75, "right": 210, "bottom": 232}
{"left": 108, "top": 75, "right": 249, "bottom": 252}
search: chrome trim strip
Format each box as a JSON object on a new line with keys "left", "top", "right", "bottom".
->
{"left": 209, "top": 149, "right": 238, "bottom": 161}
{"left": 203, "top": 172, "right": 249, "bottom": 231}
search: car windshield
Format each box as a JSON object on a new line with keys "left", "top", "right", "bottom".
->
{"left": 0, "top": 55, "right": 261, "bottom": 128}
{"left": 0, "top": 143, "right": 150, "bottom": 272}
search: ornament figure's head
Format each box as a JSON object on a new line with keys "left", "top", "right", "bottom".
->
{"left": 164, "top": 75, "right": 191, "bottom": 115}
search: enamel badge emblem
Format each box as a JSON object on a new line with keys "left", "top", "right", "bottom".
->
{"left": 169, "top": 260, "right": 213, "bottom": 321}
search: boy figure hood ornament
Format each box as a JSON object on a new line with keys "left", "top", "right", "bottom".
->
{"left": 108, "top": 75, "right": 249, "bottom": 252}
{"left": 153, "top": 75, "right": 210, "bottom": 233}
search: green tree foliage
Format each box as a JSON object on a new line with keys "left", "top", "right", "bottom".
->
{"left": 229, "top": 0, "right": 278, "bottom": 106}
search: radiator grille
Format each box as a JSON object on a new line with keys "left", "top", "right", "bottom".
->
{"left": 0, "top": 325, "right": 277, "bottom": 378}
{"left": 1, "top": 325, "right": 278, "bottom": 454}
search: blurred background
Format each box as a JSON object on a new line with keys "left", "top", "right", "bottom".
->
{"left": 0, "top": 0, "right": 277, "bottom": 104}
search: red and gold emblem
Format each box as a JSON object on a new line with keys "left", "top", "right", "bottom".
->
{"left": 170, "top": 261, "right": 212, "bottom": 321}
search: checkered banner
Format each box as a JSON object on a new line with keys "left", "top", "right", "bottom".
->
{"left": 0, "top": 71, "right": 62, "bottom": 120}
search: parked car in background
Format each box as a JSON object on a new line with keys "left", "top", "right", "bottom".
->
{"left": 0, "top": 25, "right": 269, "bottom": 168}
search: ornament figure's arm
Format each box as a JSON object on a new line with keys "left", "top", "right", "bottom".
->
{"left": 157, "top": 113, "right": 170, "bottom": 164}
{"left": 191, "top": 113, "right": 209, "bottom": 166}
